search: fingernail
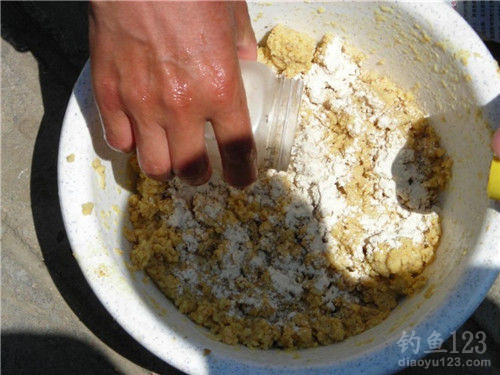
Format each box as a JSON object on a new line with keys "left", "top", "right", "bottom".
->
{"left": 226, "top": 159, "right": 257, "bottom": 188}
{"left": 176, "top": 154, "right": 211, "bottom": 186}
{"left": 222, "top": 139, "right": 257, "bottom": 188}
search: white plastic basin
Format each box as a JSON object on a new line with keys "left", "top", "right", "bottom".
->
{"left": 58, "top": 2, "right": 499, "bottom": 374}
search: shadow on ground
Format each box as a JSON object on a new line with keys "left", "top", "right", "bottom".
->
{"left": 1, "top": 2, "right": 180, "bottom": 374}
{"left": 1, "top": 332, "right": 119, "bottom": 375}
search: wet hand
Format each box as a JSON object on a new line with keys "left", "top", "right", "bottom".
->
{"left": 89, "top": 1, "right": 258, "bottom": 187}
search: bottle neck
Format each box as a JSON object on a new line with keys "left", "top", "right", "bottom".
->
{"left": 240, "top": 60, "right": 304, "bottom": 172}
{"left": 263, "top": 75, "right": 304, "bottom": 171}
{"left": 205, "top": 61, "right": 304, "bottom": 174}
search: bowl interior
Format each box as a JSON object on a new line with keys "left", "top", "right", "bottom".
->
{"left": 59, "top": 2, "right": 500, "bottom": 374}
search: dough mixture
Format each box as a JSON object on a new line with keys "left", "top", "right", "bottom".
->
{"left": 126, "top": 26, "right": 451, "bottom": 349}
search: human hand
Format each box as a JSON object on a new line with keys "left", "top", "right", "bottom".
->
{"left": 493, "top": 128, "right": 500, "bottom": 158}
{"left": 89, "top": 1, "right": 258, "bottom": 187}
{"left": 487, "top": 128, "right": 500, "bottom": 201}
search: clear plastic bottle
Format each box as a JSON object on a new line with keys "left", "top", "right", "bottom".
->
{"left": 205, "top": 60, "right": 304, "bottom": 171}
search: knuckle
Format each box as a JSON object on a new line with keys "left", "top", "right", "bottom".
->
{"left": 161, "top": 86, "right": 194, "bottom": 110}
{"left": 161, "top": 82, "right": 194, "bottom": 111}
{"left": 210, "top": 74, "right": 239, "bottom": 105}
{"left": 201, "top": 60, "right": 241, "bottom": 106}
{"left": 158, "top": 63, "right": 194, "bottom": 111}
{"left": 119, "top": 80, "right": 151, "bottom": 108}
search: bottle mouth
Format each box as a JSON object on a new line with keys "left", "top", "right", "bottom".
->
{"left": 265, "top": 76, "right": 304, "bottom": 171}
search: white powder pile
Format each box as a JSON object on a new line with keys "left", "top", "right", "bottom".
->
{"left": 285, "top": 35, "right": 441, "bottom": 283}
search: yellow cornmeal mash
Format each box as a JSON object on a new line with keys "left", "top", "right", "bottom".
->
{"left": 258, "top": 25, "right": 316, "bottom": 77}
{"left": 127, "top": 26, "right": 451, "bottom": 349}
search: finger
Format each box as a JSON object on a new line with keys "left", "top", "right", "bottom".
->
{"left": 164, "top": 117, "right": 212, "bottom": 186}
{"left": 99, "top": 109, "right": 135, "bottom": 153}
{"left": 493, "top": 129, "right": 500, "bottom": 158}
{"left": 232, "top": 1, "right": 257, "bottom": 60}
{"left": 91, "top": 72, "right": 135, "bottom": 152}
{"left": 132, "top": 119, "right": 172, "bottom": 181}
{"left": 210, "top": 80, "right": 257, "bottom": 188}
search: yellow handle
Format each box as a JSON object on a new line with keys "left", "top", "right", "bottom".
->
{"left": 487, "top": 158, "right": 500, "bottom": 200}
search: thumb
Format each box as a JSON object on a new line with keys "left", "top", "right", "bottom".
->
{"left": 231, "top": 2, "right": 257, "bottom": 60}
